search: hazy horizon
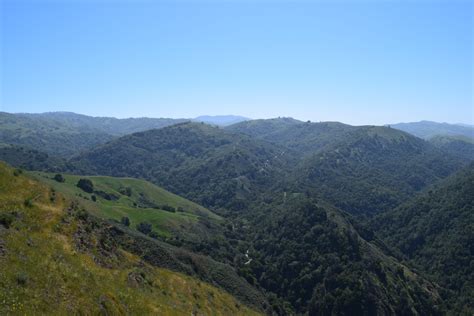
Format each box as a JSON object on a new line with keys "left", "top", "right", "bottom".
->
{"left": 1, "top": 1, "right": 472, "bottom": 125}
{"left": 3, "top": 110, "right": 473, "bottom": 127}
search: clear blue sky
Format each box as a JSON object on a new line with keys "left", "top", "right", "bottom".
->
{"left": 1, "top": 0, "right": 472, "bottom": 125}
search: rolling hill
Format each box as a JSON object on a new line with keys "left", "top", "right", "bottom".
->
{"left": 226, "top": 118, "right": 355, "bottom": 155}
{"left": 0, "top": 162, "right": 264, "bottom": 315}
{"left": 429, "top": 135, "right": 474, "bottom": 162}
{"left": 71, "top": 122, "right": 293, "bottom": 213}
{"left": 67, "top": 122, "right": 453, "bottom": 314}
{"left": 291, "top": 126, "right": 466, "bottom": 216}
{"left": 371, "top": 163, "right": 474, "bottom": 314}
{"left": 28, "top": 171, "right": 220, "bottom": 245}
{"left": 0, "top": 112, "right": 114, "bottom": 158}
{"left": 391, "top": 121, "right": 474, "bottom": 140}
{"left": 0, "top": 112, "right": 189, "bottom": 158}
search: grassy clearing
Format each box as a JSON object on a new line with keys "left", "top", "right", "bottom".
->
{"left": 28, "top": 171, "right": 220, "bottom": 239}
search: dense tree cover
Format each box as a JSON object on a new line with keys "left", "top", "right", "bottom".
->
{"left": 429, "top": 135, "right": 474, "bottom": 162}
{"left": 0, "top": 144, "right": 72, "bottom": 172}
{"left": 229, "top": 196, "right": 443, "bottom": 315}
{"left": 291, "top": 126, "right": 465, "bottom": 216}
{"left": 18, "top": 112, "right": 188, "bottom": 136}
{"left": 372, "top": 163, "right": 474, "bottom": 314}
{"left": 71, "top": 123, "right": 293, "bottom": 213}
{"left": 226, "top": 118, "right": 356, "bottom": 155}
{"left": 0, "top": 112, "right": 114, "bottom": 157}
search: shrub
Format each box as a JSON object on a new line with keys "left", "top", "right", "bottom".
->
{"left": 91, "top": 195, "right": 97, "bottom": 202}
{"left": 53, "top": 174, "right": 65, "bottom": 182}
{"left": 161, "top": 205, "right": 176, "bottom": 213}
{"left": 0, "top": 213, "right": 15, "bottom": 228}
{"left": 136, "top": 222, "right": 152, "bottom": 235}
{"left": 24, "top": 198, "right": 33, "bottom": 207}
{"left": 16, "top": 272, "right": 28, "bottom": 286}
{"left": 121, "top": 216, "right": 130, "bottom": 227}
{"left": 13, "top": 169, "right": 23, "bottom": 177}
{"left": 77, "top": 178, "right": 94, "bottom": 193}
{"left": 119, "top": 187, "right": 132, "bottom": 197}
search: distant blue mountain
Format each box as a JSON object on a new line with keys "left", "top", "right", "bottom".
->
{"left": 193, "top": 115, "right": 250, "bottom": 126}
{"left": 390, "top": 120, "right": 474, "bottom": 140}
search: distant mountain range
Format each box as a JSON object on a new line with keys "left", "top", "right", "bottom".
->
{"left": 193, "top": 115, "right": 250, "bottom": 126}
{"left": 390, "top": 120, "right": 474, "bottom": 140}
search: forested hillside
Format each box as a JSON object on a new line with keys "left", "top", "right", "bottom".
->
{"left": 0, "top": 112, "right": 113, "bottom": 157}
{"left": 71, "top": 122, "right": 294, "bottom": 213}
{"left": 2, "top": 115, "right": 472, "bottom": 315}
{"left": 226, "top": 118, "right": 355, "bottom": 155}
{"left": 67, "top": 121, "right": 459, "bottom": 314}
{"left": 372, "top": 163, "right": 474, "bottom": 314}
{"left": 291, "top": 126, "right": 465, "bottom": 216}
{"left": 429, "top": 135, "right": 474, "bottom": 162}
{"left": 0, "top": 112, "right": 189, "bottom": 158}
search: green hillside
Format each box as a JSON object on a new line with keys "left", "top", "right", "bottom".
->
{"left": 292, "top": 126, "right": 465, "bottom": 216}
{"left": 372, "top": 163, "right": 474, "bottom": 314}
{"left": 0, "top": 162, "right": 261, "bottom": 315}
{"left": 71, "top": 122, "right": 293, "bottom": 213}
{"left": 0, "top": 143, "right": 71, "bottom": 172}
{"left": 66, "top": 124, "right": 452, "bottom": 314}
{"left": 0, "top": 112, "right": 114, "bottom": 158}
{"left": 227, "top": 118, "right": 355, "bottom": 155}
{"left": 429, "top": 135, "right": 474, "bottom": 162}
{"left": 28, "top": 171, "right": 220, "bottom": 243}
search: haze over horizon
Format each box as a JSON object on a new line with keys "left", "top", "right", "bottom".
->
{"left": 1, "top": 0, "right": 472, "bottom": 125}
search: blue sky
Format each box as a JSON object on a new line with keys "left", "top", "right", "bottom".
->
{"left": 1, "top": 0, "right": 472, "bottom": 125}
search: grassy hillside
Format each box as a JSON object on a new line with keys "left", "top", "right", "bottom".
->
{"left": 0, "top": 162, "right": 261, "bottom": 315}
{"left": 372, "top": 163, "right": 474, "bottom": 314}
{"left": 28, "top": 171, "right": 220, "bottom": 243}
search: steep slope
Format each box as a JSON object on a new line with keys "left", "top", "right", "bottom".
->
{"left": 0, "top": 112, "right": 114, "bottom": 157}
{"left": 235, "top": 195, "right": 444, "bottom": 315}
{"left": 0, "top": 162, "right": 263, "bottom": 315}
{"left": 227, "top": 118, "right": 355, "bottom": 155}
{"left": 72, "top": 122, "right": 293, "bottom": 213}
{"left": 391, "top": 121, "right": 474, "bottom": 140}
{"left": 291, "top": 126, "right": 465, "bottom": 216}
{"left": 429, "top": 135, "right": 474, "bottom": 162}
{"left": 371, "top": 163, "right": 474, "bottom": 314}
